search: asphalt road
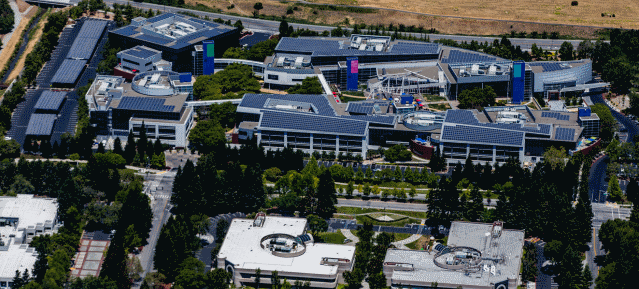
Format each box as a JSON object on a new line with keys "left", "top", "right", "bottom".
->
{"left": 134, "top": 171, "right": 176, "bottom": 288}
{"left": 104, "top": 0, "right": 591, "bottom": 50}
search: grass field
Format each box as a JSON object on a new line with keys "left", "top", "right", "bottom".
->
{"left": 391, "top": 232, "right": 412, "bottom": 242}
{"left": 428, "top": 103, "right": 451, "bottom": 111}
{"left": 314, "top": 231, "right": 347, "bottom": 244}
{"left": 405, "top": 235, "right": 429, "bottom": 250}
{"left": 421, "top": 94, "right": 446, "bottom": 102}
{"left": 312, "top": 0, "right": 639, "bottom": 29}
{"left": 6, "top": 11, "right": 47, "bottom": 83}
{"left": 186, "top": 0, "right": 607, "bottom": 37}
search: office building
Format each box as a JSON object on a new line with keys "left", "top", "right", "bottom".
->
{"left": 217, "top": 214, "right": 355, "bottom": 288}
{"left": 383, "top": 221, "right": 524, "bottom": 289}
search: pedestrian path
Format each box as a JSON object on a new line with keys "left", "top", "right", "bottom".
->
{"left": 341, "top": 229, "right": 359, "bottom": 244}
{"left": 392, "top": 234, "right": 422, "bottom": 249}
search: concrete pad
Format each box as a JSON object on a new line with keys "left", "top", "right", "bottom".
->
{"left": 91, "top": 241, "right": 108, "bottom": 247}
{"left": 89, "top": 246, "right": 105, "bottom": 252}
{"left": 82, "top": 260, "right": 101, "bottom": 271}
{"left": 86, "top": 252, "right": 103, "bottom": 261}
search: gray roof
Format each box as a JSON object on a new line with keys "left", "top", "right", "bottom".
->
{"left": 385, "top": 221, "right": 524, "bottom": 288}
{"left": 26, "top": 114, "right": 56, "bottom": 136}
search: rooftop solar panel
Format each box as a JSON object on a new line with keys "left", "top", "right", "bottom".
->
{"left": 529, "top": 62, "right": 571, "bottom": 72}
{"left": 343, "top": 115, "right": 396, "bottom": 125}
{"left": 117, "top": 97, "right": 176, "bottom": 112}
{"left": 441, "top": 124, "right": 525, "bottom": 146}
{"left": 51, "top": 59, "right": 87, "bottom": 84}
{"left": 111, "top": 26, "right": 138, "bottom": 37}
{"left": 26, "top": 114, "right": 57, "bottom": 136}
{"left": 66, "top": 37, "right": 100, "bottom": 60}
{"left": 76, "top": 20, "right": 107, "bottom": 39}
{"left": 442, "top": 50, "right": 497, "bottom": 64}
{"left": 555, "top": 127, "right": 576, "bottom": 141}
{"left": 135, "top": 34, "right": 174, "bottom": 45}
{"left": 445, "top": 110, "right": 551, "bottom": 135}
{"left": 259, "top": 110, "right": 367, "bottom": 136}
{"left": 34, "top": 91, "right": 66, "bottom": 111}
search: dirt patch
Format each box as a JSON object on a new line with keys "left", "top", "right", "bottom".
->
{"left": 0, "top": 8, "right": 37, "bottom": 81}
{"left": 260, "top": 88, "right": 288, "bottom": 94}
{"left": 313, "top": 0, "right": 639, "bottom": 30}
{"left": 16, "top": 0, "right": 31, "bottom": 13}
{"left": 6, "top": 12, "right": 47, "bottom": 83}
{"left": 182, "top": 0, "right": 606, "bottom": 38}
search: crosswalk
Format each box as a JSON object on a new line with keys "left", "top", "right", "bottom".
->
{"left": 154, "top": 194, "right": 171, "bottom": 199}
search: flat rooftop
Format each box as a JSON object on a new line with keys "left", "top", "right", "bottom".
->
{"left": 385, "top": 221, "right": 524, "bottom": 288}
{"left": 110, "top": 13, "right": 235, "bottom": 50}
{"left": 218, "top": 216, "right": 355, "bottom": 275}
{"left": 0, "top": 243, "right": 38, "bottom": 281}
{"left": 0, "top": 195, "right": 58, "bottom": 231}
{"left": 528, "top": 60, "right": 590, "bottom": 73}
{"left": 275, "top": 36, "right": 441, "bottom": 57}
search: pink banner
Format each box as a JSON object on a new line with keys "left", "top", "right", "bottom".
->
{"left": 350, "top": 60, "right": 358, "bottom": 73}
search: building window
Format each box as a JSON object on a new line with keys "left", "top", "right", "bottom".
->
{"left": 268, "top": 74, "right": 279, "bottom": 80}
{"left": 145, "top": 62, "right": 153, "bottom": 66}
{"left": 122, "top": 58, "right": 140, "bottom": 66}
{"left": 292, "top": 79, "right": 304, "bottom": 82}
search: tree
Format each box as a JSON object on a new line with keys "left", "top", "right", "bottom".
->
{"left": 271, "top": 271, "right": 281, "bottom": 289}
{"left": 255, "top": 268, "right": 262, "bottom": 289}
{"left": 193, "top": 63, "right": 260, "bottom": 100}
{"left": 383, "top": 144, "right": 412, "bottom": 162}
{"left": 9, "top": 175, "right": 35, "bottom": 195}
{"left": 208, "top": 102, "right": 237, "bottom": 128}
{"left": 206, "top": 269, "right": 231, "bottom": 289}
{"left": 215, "top": 219, "right": 229, "bottom": 243}
{"left": 287, "top": 77, "right": 324, "bottom": 94}
{"left": 558, "top": 41, "right": 575, "bottom": 61}
{"left": 543, "top": 146, "right": 568, "bottom": 171}
{"left": 188, "top": 120, "right": 226, "bottom": 154}
{"left": 607, "top": 175, "right": 623, "bottom": 202}
{"left": 626, "top": 177, "right": 638, "bottom": 204}
{"left": 466, "top": 185, "right": 484, "bottom": 221}
{"left": 113, "top": 137, "right": 123, "bottom": 156}
{"left": 0, "top": 0, "right": 15, "bottom": 34}
{"left": 368, "top": 272, "right": 386, "bottom": 289}
{"left": 279, "top": 20, "right": 291, "bottom": 37}
{"left": 307, "top": 214, "right": 328, "bottom": 234}
{"left": 316, "top": 170, "right": 337, "bottom": 218}
{"left": 346, "top": 181, "right": 355, "bottom": 197}
{"left": 253, "top": 2, "right": 263, "bottom": 15}
{"left": 124, "top": 131, "right": 136, "bottom": 163}
{"left": 457, "top": 86, "right": 497, "bottom": 109}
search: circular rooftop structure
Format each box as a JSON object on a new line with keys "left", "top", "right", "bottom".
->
{"left": 433, "top": 246, "right": 483, "bottom": 272}
{"left": 259, "top": 233, "right": 310, "bottom": 258}
{"left": 402, "top": 111, "right": 445, "bottom": 131}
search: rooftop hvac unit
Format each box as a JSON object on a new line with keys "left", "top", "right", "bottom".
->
{"left": 488, "top": 66, "right": 497, "bottom": 75}
{"left": 277, "top": 57, "right": 285, "bottom": 67}
{"left": 471, "top": 64, "right": 479, "bottom": 74}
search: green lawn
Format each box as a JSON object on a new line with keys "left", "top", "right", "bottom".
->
{"left": 392, "top": 233, "right": 412, "bottom": 241}
{"left": 339, "top": 96, "right": 366, "bottom": 103}
{"left": 336, "top": 206, "right": 427, "bottom": 219}
{"left": 355, "top": 215, "right": 419, "bottom": 227}
{"left": 314, "top": 231, "right": 347, "bottom": 244}
{"left": 421, "top": 94, "right": 446, "bottom": 102}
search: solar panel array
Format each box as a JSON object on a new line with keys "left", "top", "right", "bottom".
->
{"left": 541, "top": 111, "right": 570, "bottom": 121}
{"left": 441, "top": 50, "right": 497, "bottom": 64}
{"left": 51, "top": 59, "right": 87, "bottom": 84}
{"left": 117, "top": 97, "right": 176, "bottom": 112}
{"left": 66, "top": 20, "right": 107, "bottom": 60}
{"left": 136, "top": 34, "right": 174, "bottom": 45}
{"left": 555, "top": 127, "right": 575, "bottom": 141}
{"left": 529, "top": 63, "right": 569, "bottom": 72}
{"left": 391, "top": 42, "right": 440, "bottom": 55}
{"left": 34, "top": 91, "right": 66, "bottom": 111}
{"left": 26, "top": 114, "right": 56, "bottom": 136}
{"left": 123, "top": 46, "right": 159, "bottom": 59}
{"left": 445, "top": 109, "right": 552, "bottom": 135}
{"left": 345, "top": 102, "right": 378, "bottom": 114}
{"left": 259, "top": 110, "right": 367, "bottom": 136}
{"left": 441, "top": 124, "right": 525, "bottom": 146}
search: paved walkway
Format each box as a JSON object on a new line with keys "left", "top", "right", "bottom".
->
{"left": 341, "top": 229, "right": 359, "bottom": 244}
{"left": 392, "top": 234, "right": 422, "bottom": 249}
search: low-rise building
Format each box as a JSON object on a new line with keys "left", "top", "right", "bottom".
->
{"left": 0, "top": 195, "right": 60, "bottom": 287}
{"left": 383, "top": 221, "right": 524, "bottom": 289}
{"left": 85, "top": 74, "right": 195, "bottom": 147}
{"left": 217, "top": 214, "right": 355, "bottom": 288}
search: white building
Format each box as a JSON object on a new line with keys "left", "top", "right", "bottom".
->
{"left": 217, "top": 214, "right": 355, "bottom": 288}
{"left": 0, "top": 195, "right": 59, "bottom": 288}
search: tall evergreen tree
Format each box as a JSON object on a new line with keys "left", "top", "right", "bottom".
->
{"left": 316, "top": 170, "right": 337, "bottom": 218}
{"left": 113, "top": 137, "right": 124, "bottom": 156}
{"left": 467, "top": 185, "right": 484, "bottom": 221}
{"left": 124, "top": 130, "right": 136, "bottom": 164}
